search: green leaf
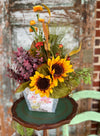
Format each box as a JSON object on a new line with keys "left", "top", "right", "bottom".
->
{"left": 30, "top": 26, "right": 38, "bottom": 36}
{"left": 13, "top": 121, "right": 34, "bottom": 136}
{"left": 37, "top": 64, "right": 50, "bottom": 76}
{"left": 31, "top": 26, "right": 36, "bottom": 33}
{"left": 36, "top": 13, "right": 39, "bottom": 20}
{"left": 26, "top": 127, "right": 34, "bottom": 136}
{"left": 50, "top": 82, "right": 72, "bottom": 98}
{"left": 15, "top": 81, "right": 30, "bottom": 93}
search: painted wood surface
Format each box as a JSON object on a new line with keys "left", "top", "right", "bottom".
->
{"left": 70, "top": 90, "right": 100, "bottom": 101}
{"left": 62, "top": 90, "right": 100, "bottom": 136}
{"left": 70, "top": 111, "right": 100, "bottom": 125}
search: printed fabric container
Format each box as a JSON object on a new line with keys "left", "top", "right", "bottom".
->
{"left": 23, "top": 87, "right": 58, "bottom": 113}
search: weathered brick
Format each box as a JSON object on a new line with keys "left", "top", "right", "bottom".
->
{"left": 95, "top": 39, "right": 100, "bottom": 46}
{"left": 93, "top": 73, "right": 98, "bottom": 79}
{"left": 96, "top": 11, "right": 100, "bottom": 18}
{"left": 97, "top": 1, "right": 100, "bottom": 9}
{"left": 93, "top": 81, "right": 100, "bottom": 87}
{"left": 96, "top": 20, "right": 100, "bottom": 28}
{"left": 95, "top": 48, "right": 100, "bottom": 55}
{"left": 91, "top": 123, "right": 98, "bottom": 128}
{"left": 94, "top": 57, "right": 98, "bottom": 63}
{"left": 96, "top": 30, "right": 100, "bottom": 37}
{"left": 94, "top": 65, "right": 100, "bottom": 71}
{"left": 97, "top": 88, "right": 100, "bottom": 91}
{"left": 92, "top": 103, "right": 99, "bottom": 108}
{"left": 90, "top": 130, "right": 97, "bottom": 134}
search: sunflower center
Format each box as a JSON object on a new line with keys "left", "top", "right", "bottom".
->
{"left": 52, "top": 63, "right": 64, "bottom": 77}
{"left": 37, "top": 77, "right": 50, "bottom": 91}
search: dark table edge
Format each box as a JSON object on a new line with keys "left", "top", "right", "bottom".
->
{"left": 11, "top": 96, "right": 78, "bottom": 130}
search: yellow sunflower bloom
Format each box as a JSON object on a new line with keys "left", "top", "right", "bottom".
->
{"left": 48, "top": 56, "right": 74, "bottom": 86}
{"left": 33, "top": 5, "right": 43, "bottom": 12}
{"left": 38, "top": 18, "right": 45, "bottom": 22}
{"left": 29, "top": 72, "right": 54, "bottom": 97}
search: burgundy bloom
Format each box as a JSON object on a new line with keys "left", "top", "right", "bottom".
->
{"left": 67, "top": 56, "right": 70, "bottom": 61}
{"left": 7, "top": 47, "right": 44, "bottom": 83}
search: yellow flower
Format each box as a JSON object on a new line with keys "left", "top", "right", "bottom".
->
{"left": 29, "top": 72, "right": 54, "bottom": 97}
{"left": 30, "top": 20, "right": 36, "bottom": 25}
{"left": 48, "top": 56, "right": 74, "bottom": 86}
{"left": 33, "top": 5, "right": 43, "bottom": 12}
{"left": 38, "top": 18, "right": 45, "bottom": 22}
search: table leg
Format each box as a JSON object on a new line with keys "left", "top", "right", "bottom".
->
{"left": 56, "top": 127, "right": 60, "bottom": 136}
{"left": 43, "top": 129, "right": 48, "bottom": 136}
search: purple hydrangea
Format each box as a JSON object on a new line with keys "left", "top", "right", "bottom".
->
{"left": 7, "top": 47, "right": 43, "bottom": 83}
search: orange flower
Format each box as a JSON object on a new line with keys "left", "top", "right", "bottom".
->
{"left": 38, "top": 18, "right": 45, "bottom": 22}
{"left": 29, "top": 27, "right": 33, "bottom": 32}
{"left": 33, "top": 5, "right": 43, "bottom": 12}
{"left": 30, "top": 20, "right": 36, "bottom": 25}
{"left": 34, "top": 27, "right": 38, "bottom": 32}
{"left": 59, "top": 44, "right": 63, "bottom": 48}
{"left": 29, "top": 27, "right": 38, "bottom": 32}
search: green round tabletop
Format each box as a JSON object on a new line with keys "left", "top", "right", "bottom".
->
{"left": 11, "top": 96, "right": 78, "bottom": 130}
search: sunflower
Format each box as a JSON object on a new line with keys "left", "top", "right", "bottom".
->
{"left": 48, "top": 56, "right": 74, "bottom": 86}
{"left": 29, "top": 72, "right": 54, "bottom": 97}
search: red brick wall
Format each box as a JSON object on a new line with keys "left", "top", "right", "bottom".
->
{"left": 91, "top": 0, "right": 100, "bottom": 134}
{"left": 93, "top": 1, "right": 100, "bottom": 91}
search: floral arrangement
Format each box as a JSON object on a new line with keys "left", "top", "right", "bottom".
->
{"left": 7, "top": 4, "right": 91, "bottom": 99}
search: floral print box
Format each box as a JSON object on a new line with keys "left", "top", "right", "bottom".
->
{"left": 23, "top": 88, "right": 58, "bottom": 112}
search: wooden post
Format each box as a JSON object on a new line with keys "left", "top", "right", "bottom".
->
{"left": 56, "top": 127, "right": 60, "bottom": 136}
{"left": 0, "top": 0, "right": 14, "bottom": 135}
{"left": 43, "top": 130, "right": 48, "bottom": 136}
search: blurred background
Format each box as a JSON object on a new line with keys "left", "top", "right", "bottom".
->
{"left": 0, "top": 0, "right": 100, "bottom": 136}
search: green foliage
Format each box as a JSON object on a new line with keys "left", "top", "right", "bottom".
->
{"left": 49, "top": 25, "right": 66, "bottom": 58}
{"left": 38, "top": 31, "right": 44, "bottom": 42}
{"left": 50, "top": 81, "right": 71, "bottom": 98}
{"left": 37, "top": 65, "right": 92, "bottom": 98}
{"left": 49, "top": 34, "right": 65, "bottom": 58}
{"left": 16, "top": 81, "right": 30, "bottom": 93}
{"left": 40, "top": 45, "right": 48, "bottom": 61}
{"left": 65, "top": 68, "right": 92, "bottom": 90}
{"left": 50, "top": 68, "right": 92, "bottom": 98}
{"left": 30, "top": 26, "right": 37, "bottom": 36}
{"left": 75, "top": 68, "right": 92, "bottom": 85}
{"left": 12, "top": 121, "right": 34, "bottom": 136}
{"left": 49, "top": 34, "right": 59, "bottom": 57}
{"left": 37, "top": 64, "right": 50, "bottom": 76}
